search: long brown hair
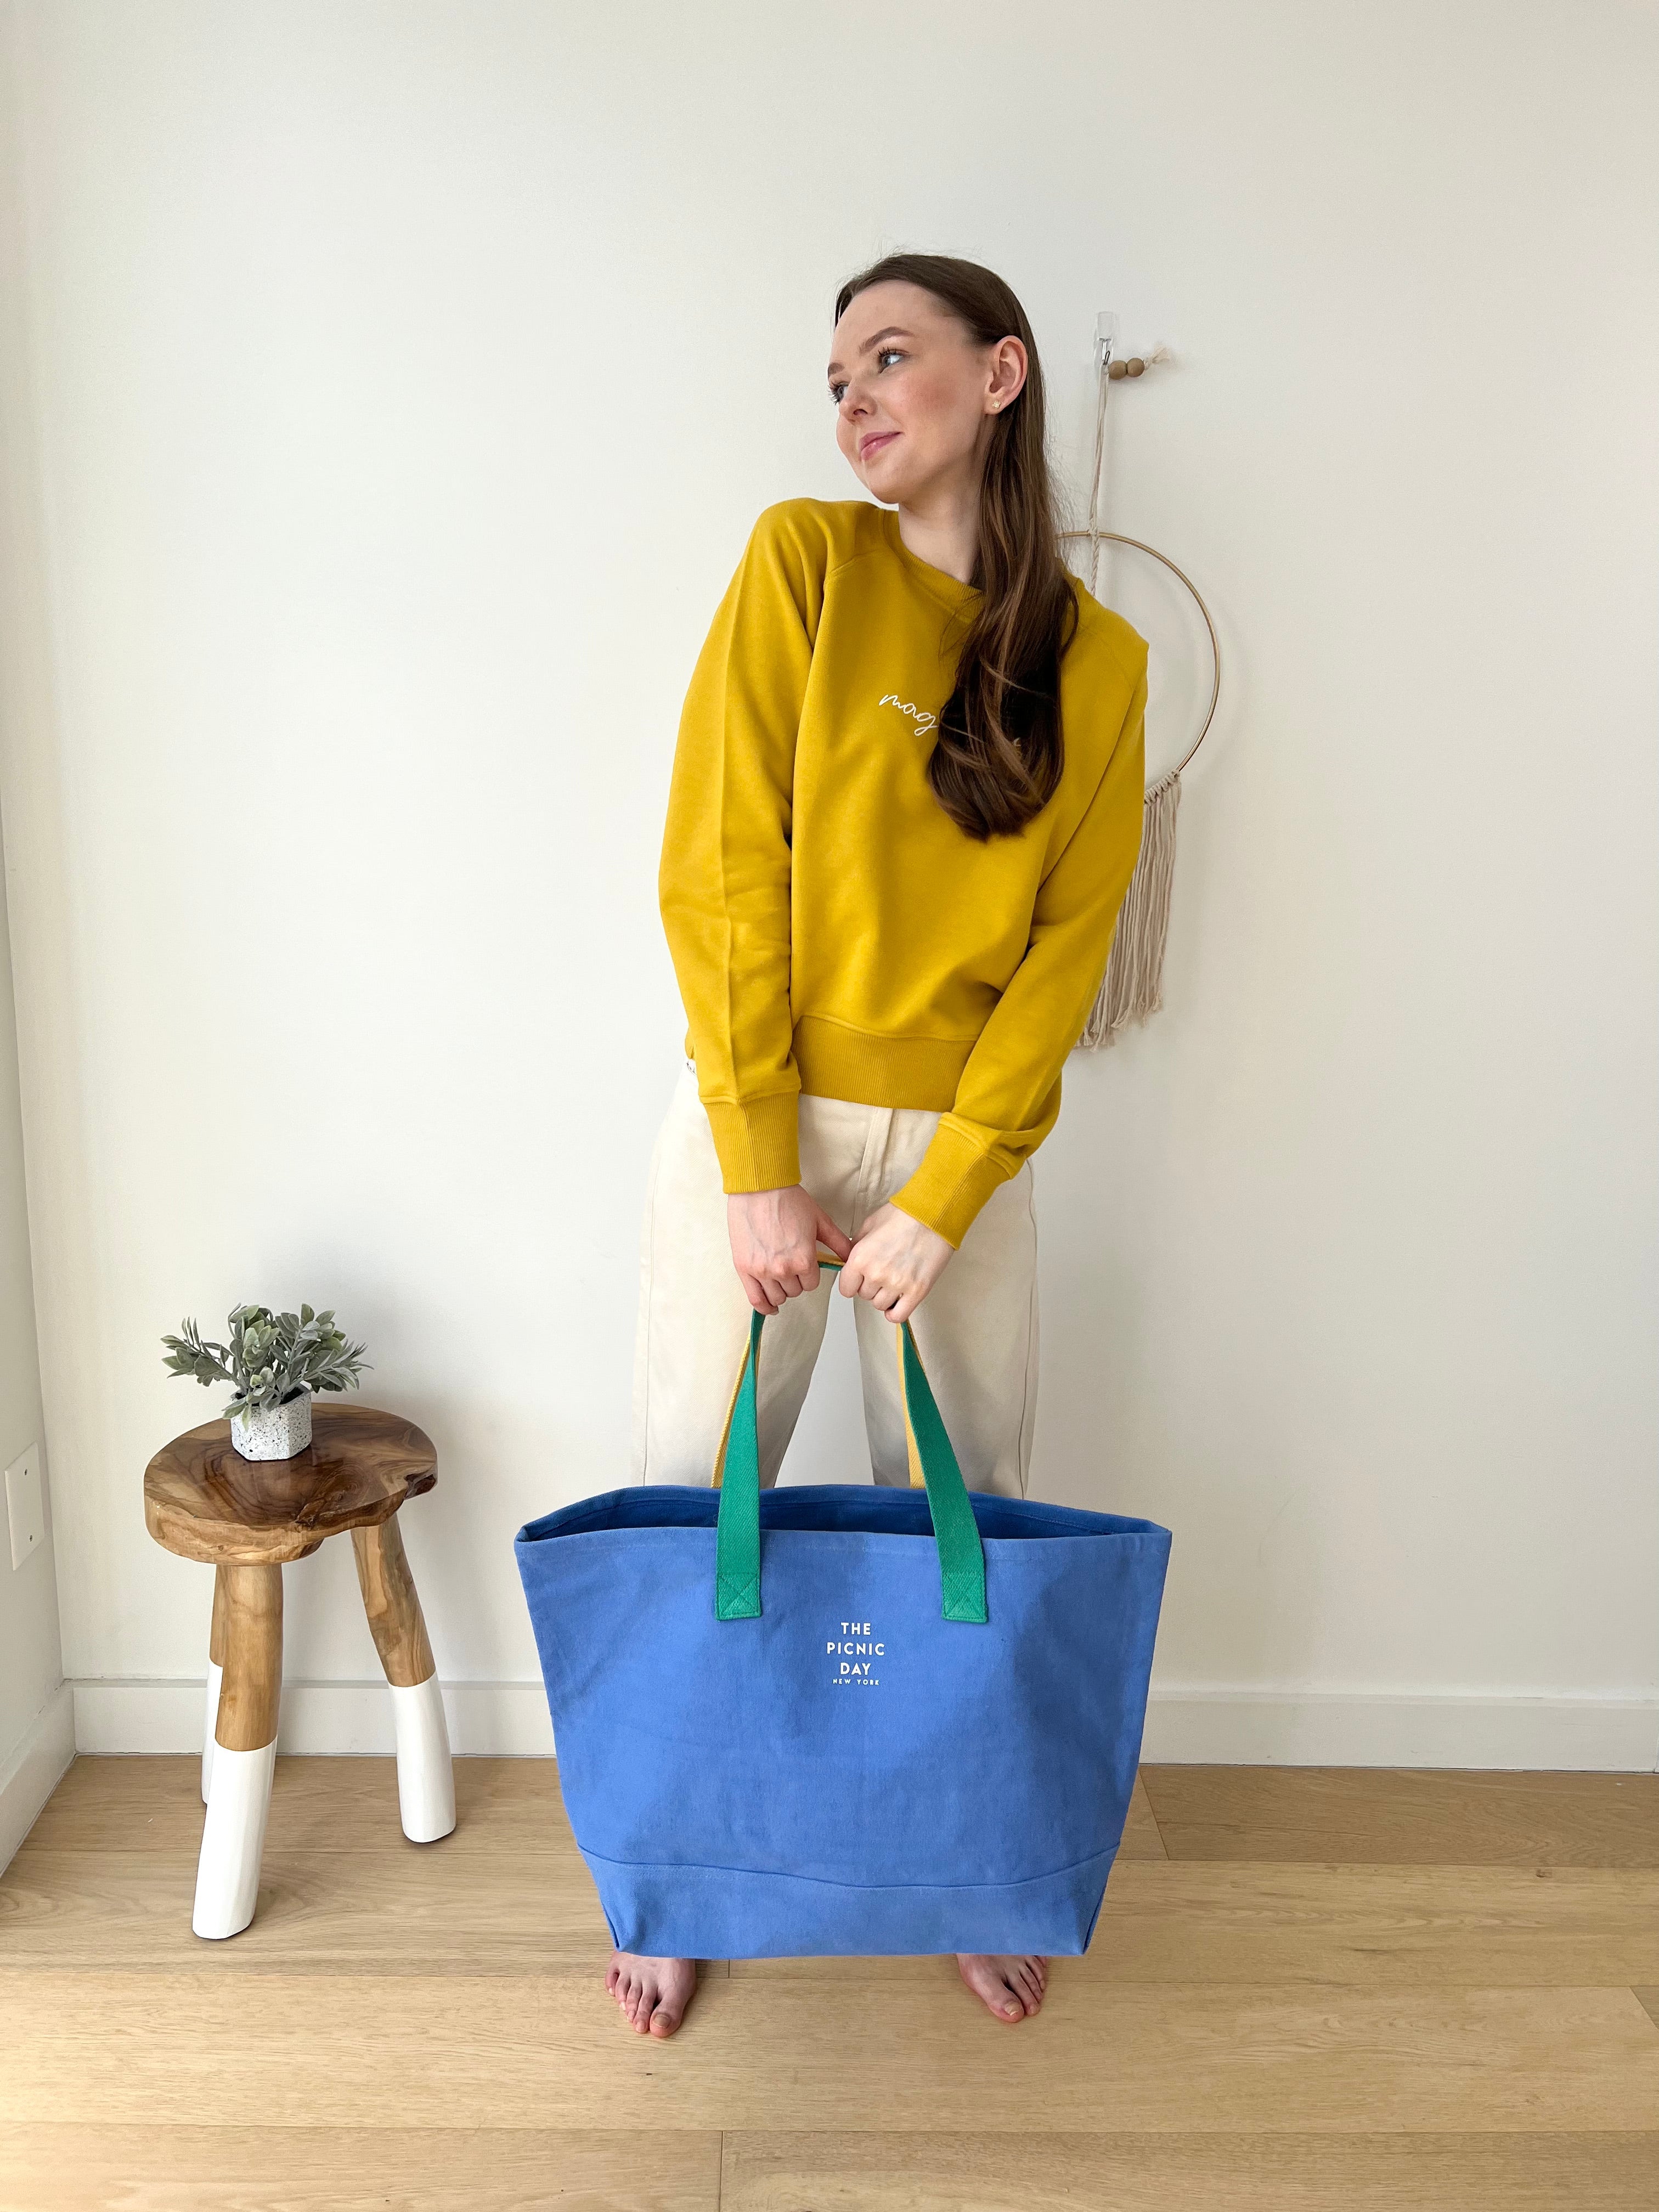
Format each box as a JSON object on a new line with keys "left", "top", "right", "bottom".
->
{"left": 834, "top": 252, "right": 1077, "bottom": 840}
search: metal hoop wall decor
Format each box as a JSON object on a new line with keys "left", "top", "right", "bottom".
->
{"left": 1063, "top": 335, "right": 1220, "bottom": 1049}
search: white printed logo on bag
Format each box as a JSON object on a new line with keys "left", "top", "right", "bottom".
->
{"left": 828, "top": 1621, "right": 883, "bottom": 1688}
{"left": 879, "top": 693, "right": 936, "bottom": 736}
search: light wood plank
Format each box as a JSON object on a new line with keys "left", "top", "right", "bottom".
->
{"left": 1635, "top": 1987, "right": 1659, "bottom": 2033}
{"left": 25, "top": 1755, "right": 568, "bottom": 1857}
{"left": 14, "top": 1761, "right": 1659, "bottom": 1995}
{"left": 1116, "top": 1773, "right": 1169, "bottom": 1860}
{"left": 732, "top": 1864, "right": 1659, "bottom": 1985}
{"left": 18, "top": 1762, "right": 1658, "bottom": 1993}
{"left": 1138, "top": 1766, "right": 1659, "bottom": 1866}
{"left": 35, "top": 1755, "right": 1169, "bottom": 1856}
{"left": 721, "top": 2129, "right": 1659, "bottom": 2210}
{"left": 1094, "top": 1863, "right": 1659, "bottom": 1985}
{"left": 0, "top": 1847, "right": 627, "bottom": 1972}
{"left": 2, "top": 1759, "right": 611, "bottom": 1972}
{"left": 8, "top": 2126, "right": 1659, "bottom": 2212}
{"left": 5, "top": 1971, "right": 1656, "bottom": 2133}
{"left": 31, "top": 1757, "right": 1169, "bottom": 1861}
{"left": 0, "top": 2126, "right": 720, "bottom": 2211}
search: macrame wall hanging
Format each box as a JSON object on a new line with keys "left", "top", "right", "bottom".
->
{"left": 1064, "top": 326, "right": 1220, "bottom": 1051}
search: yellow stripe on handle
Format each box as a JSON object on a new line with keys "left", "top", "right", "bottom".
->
{"left": 709, "top": 1337, "right": 749, "bottom": 1491}
{"left": 897, "top": 1324, "right": 926, "bottom": 1488}
{"left": 712, "top": 1250, "right": 845, "bottom": 1489}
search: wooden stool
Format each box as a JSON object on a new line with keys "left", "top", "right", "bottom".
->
{"left": 144, "top": 1401, "right": 455, "bottom": 1939}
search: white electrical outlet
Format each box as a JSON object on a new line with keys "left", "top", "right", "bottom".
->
{"left": 5, "top": 1443, "right": 44, "bottom": 1570}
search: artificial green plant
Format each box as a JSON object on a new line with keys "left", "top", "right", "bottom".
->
{"left": 161, "top": 1303, "right": 370, "bottom": 1420}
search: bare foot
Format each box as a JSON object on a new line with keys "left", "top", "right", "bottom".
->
{"left": 956, "top": 1952, "right": 1048, "bottom": 2022}
{"left": 606, "top": 1951, "right": 698, "bottom": 2037}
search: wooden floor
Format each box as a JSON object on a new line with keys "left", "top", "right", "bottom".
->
{"left": 3, "top": 1756, "right": 1657, "bottom": 2209}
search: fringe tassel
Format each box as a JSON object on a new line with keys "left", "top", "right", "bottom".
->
{"left": 1076, "top": 769, "right": 1182, "bottom": 1050}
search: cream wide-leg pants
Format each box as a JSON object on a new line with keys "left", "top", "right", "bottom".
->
{"left": 630, "top": 1064, "right": 1039, "bottom": 1498}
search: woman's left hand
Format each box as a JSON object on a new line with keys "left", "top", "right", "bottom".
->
{"left": 838, "top": 1203, "right": 955, "bottom": 1325}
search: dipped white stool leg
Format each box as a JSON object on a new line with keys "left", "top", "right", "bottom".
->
{"left": 201, "top": 1566, "right": 228, "bottom": 1803}
{"left": 194, "top": 1740, "right": 275, "bottom": 1937}
{"left": 390, "top": 1675, "right": 456, "bottom": 1842}
{"left": 193, "top": 1562, "right": 281, "bottom": 1940}
{"left": 353, "top": 1515, "right": 455, "bottom": 1843}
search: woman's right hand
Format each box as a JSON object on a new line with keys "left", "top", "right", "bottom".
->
{"left": 727, "top": 1187, "right": 853, "bottom": 1316}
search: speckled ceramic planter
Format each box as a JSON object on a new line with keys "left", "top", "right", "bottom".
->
{"left": 230, "top": 1390, "right": 313, "bottom": 1461}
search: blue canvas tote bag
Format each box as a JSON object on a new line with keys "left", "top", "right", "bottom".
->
{"left": 515, "top": 1272, "right": 1172, "bottom": 1960}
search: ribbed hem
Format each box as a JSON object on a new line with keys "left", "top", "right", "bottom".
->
{"left": 792, "top": 1015, "right": 971, "bottom": 1113}
{"left": 889, "top": 1122, "right": 1010, "bottom": 1248}
{"left": 702, "top": 1091, "right": 801, "bottom": 1193}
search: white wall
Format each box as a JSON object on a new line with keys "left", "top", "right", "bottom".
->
{"left": 0, "top": 0, "right": 1652, "bottom": 1768}
{"left": 0, "top": 788, "right": 70, "bottom": 1853}
{"left": 0, "top": 42, "right": 71, "bottom": 1861}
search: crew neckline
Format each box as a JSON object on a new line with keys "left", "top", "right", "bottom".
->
{"left": 878, "top": 508, "right": 981, "bottom": 611}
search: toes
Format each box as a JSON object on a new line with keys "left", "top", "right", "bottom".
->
{"left": 608, "top": 1957, "right": 696, "bottom": 2037}
{"left": 995, "top": 1977, "right": 1023, "bottom": 2019}
{"left": 955, "top": 1954, "right": 1040, "bottom": 2022}
{"left": 993, "top": 1955, "right": 1044, "bottom": 2018}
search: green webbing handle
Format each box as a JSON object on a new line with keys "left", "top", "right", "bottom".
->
{"left": 713, "top": 1259, "right": 989, "bottom": 1624}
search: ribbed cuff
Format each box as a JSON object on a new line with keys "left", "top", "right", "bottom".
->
{"left": 702, "top": 1091, "right": 801, "bottom": 1194}
{"left": 888, "top": 1123, "right": 1009, "bottom": 1248}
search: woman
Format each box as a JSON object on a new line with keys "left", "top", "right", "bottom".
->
{"left": 614, "top": 253, "right": 1149, "bottom": 2038}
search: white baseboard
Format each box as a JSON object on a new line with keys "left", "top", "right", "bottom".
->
{"left": 71, "top": 1678, "right": 554, "bottom": 1758}
{"left": 65, "top": 1677, "right": 1658, "bottom": 1771}
{"left": 1142, "top": 1686, "right": 1659, "bottom": 1770}
{"left": 0, "top": 1682, "right": 76, "bottom": 1872}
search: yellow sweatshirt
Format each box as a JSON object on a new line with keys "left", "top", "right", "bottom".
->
{"left": 659, "top": 498, "right": 1148, "bottom": 1248}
